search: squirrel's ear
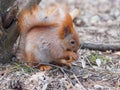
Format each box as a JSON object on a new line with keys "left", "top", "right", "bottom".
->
{"left": 70, "top": 9, "right": 80, "bottom": 20}
{"left": 64, "top": 26, "right": 70, "bottom": 37}
{"left": 58, "top": 26, "right": 71, "bottom": 39}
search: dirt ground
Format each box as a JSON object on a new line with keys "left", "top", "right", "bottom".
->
{"left": 1, "top": 0, "right": 120, "bottom": 90}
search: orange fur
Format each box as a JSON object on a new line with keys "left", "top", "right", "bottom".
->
{"left": 17, "top": 5, "right": 80, "bottom": 70}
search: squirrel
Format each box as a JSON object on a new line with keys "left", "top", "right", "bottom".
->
{"left": 17, "top": 5, "right": 80, "bottom": 70}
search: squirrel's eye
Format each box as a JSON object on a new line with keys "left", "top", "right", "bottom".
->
{"left": 70, "top": 40, "right": 75, "bottom": 44}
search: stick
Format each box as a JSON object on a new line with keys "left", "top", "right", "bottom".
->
{"left": 81, "top": 42, "right": 120, "bottom": 52}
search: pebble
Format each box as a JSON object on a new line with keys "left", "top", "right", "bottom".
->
{"left": 107, "top": 19, "right": 113, "bottom": 25}
{"left": 110, "top": 8, "right": 120, "bottom": 18}
{"left": 101, "top": 14, "right": 110, "bottom": 21}
{"left": 90, "top": 15, "right": 100, "bottom": 25}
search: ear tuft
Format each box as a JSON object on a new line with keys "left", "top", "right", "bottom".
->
{"left": 64, "top": 26, "right": 70, "bottom": 37}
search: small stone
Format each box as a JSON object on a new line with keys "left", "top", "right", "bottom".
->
{"left": 110, "top": 8, "right": 120, "bottom": 18}
{"left": 107, "top": 19, "right": 113, "bottom": 25}
{"left": 101, "top": 14, "right": 110, "bottom": 21}
{"left": 90, "top": 15, "right": 100, "bottom": 25}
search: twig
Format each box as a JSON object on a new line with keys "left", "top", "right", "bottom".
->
{"left": 81, "top": 42, "right": 120, "bottom": 52}
{"left": 73, "top": 74, "right": 86, "bottom": 90}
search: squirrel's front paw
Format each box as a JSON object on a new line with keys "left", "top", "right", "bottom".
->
{"left": 68, "top": 52, "right": 78, "bottom": 60}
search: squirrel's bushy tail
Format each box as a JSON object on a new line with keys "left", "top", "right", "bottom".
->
{"left": 18, "top": 5, "right": 68, "bottom": 34}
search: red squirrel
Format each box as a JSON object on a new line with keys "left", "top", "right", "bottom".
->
{"left": 17, "top": 5, "right": 80, "bottom": 70}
